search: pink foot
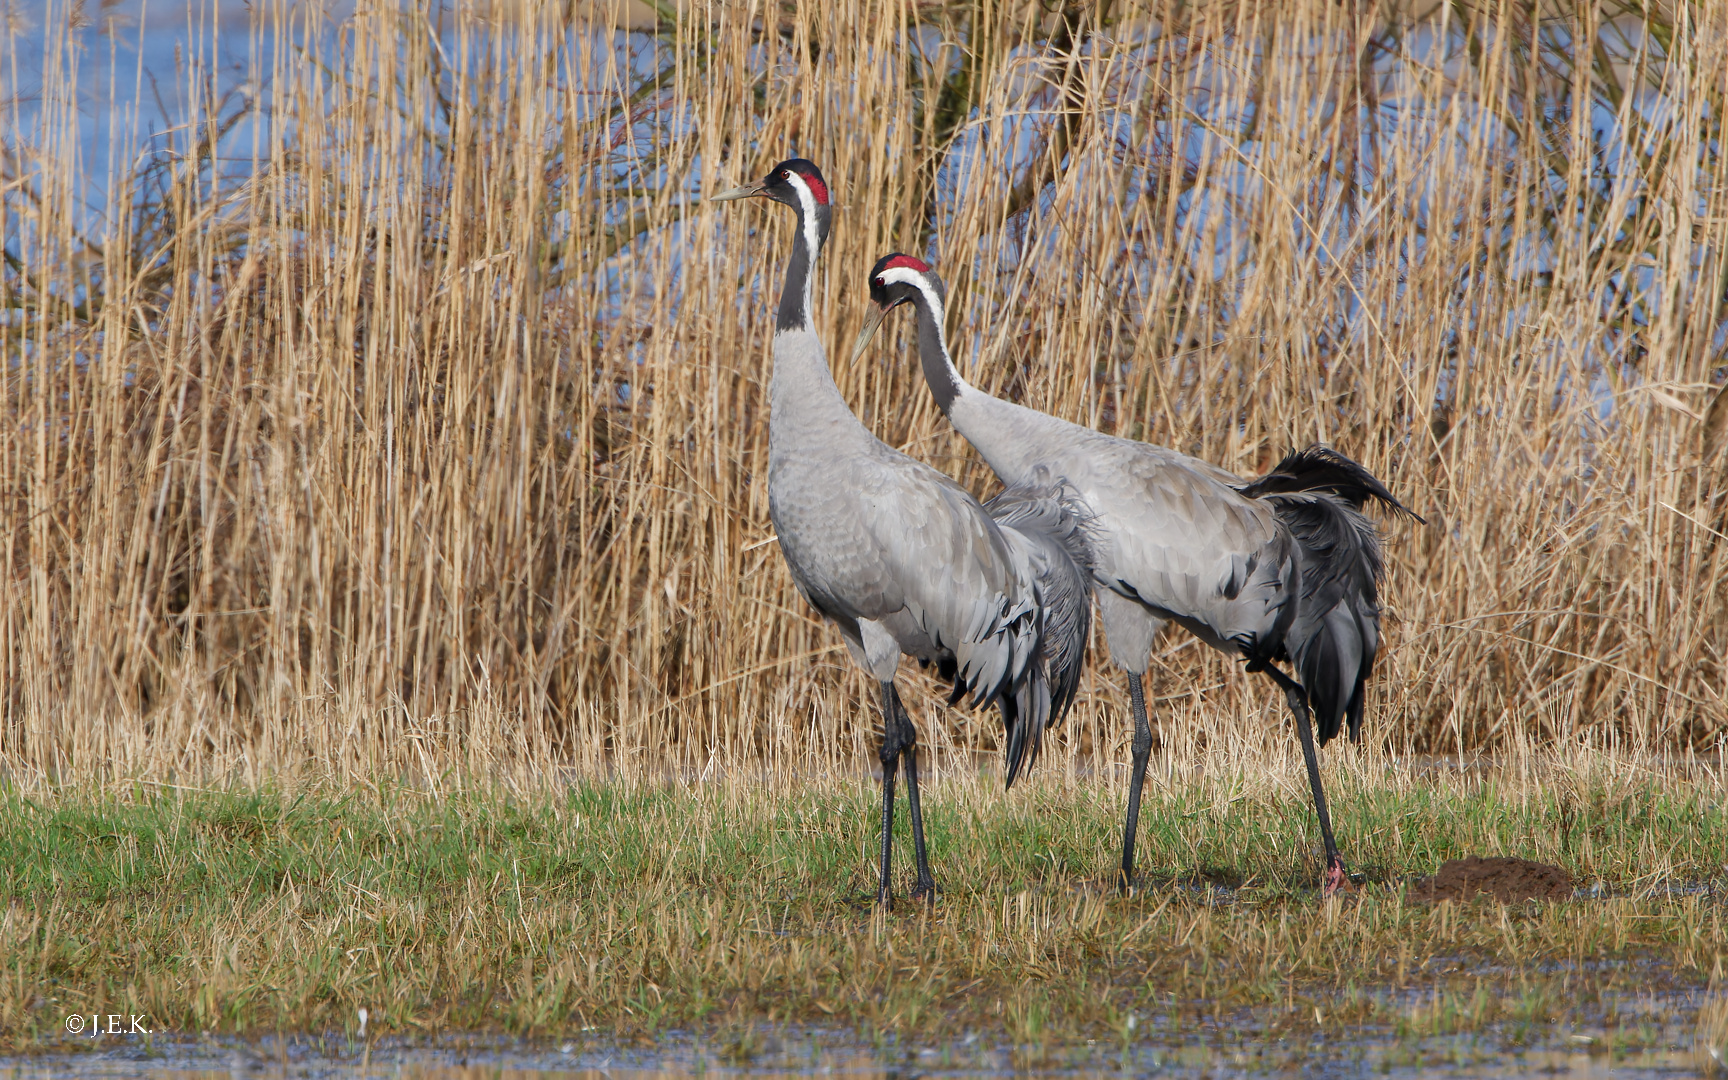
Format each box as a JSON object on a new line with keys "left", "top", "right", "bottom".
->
{"left": 1323, "top": 862, "right": 1349, "bottom": 897}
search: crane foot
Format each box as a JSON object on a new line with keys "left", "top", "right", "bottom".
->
{"left": 1322, "top": 861, "right": 1349, "bottom": 897}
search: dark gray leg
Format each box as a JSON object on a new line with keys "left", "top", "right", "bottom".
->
{"left": 1259, "top": 664, "right": 1346, "bottom": 892}
{"left": 1119, "top": 671, "right": 1153, "bottom": 892}
{"left": 890, "top": 686, "right": 937, "bottom": 902}
{"left": 876, "top": 680, "right": 907, "bottom": 909}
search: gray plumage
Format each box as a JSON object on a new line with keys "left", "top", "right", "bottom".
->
{"left": 715, "top": 162, "right": 1093, "bottom": 906}
{"left": 979, "top": 477, "right": 1095, "bottom": 780}
{"left": 768, "top": 367, "right": 1090, "bottom": 756}
{"left": 859, "top": 254, "right": 1421, "bottom": 892}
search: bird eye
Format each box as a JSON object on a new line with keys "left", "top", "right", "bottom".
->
{"left": 873, "top": 277, "right": 883, "bottom": 288}
{"left": 779, "top": 169, "right": 790, "bottom": 180}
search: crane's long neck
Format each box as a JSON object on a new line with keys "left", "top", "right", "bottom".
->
{"left": 908, "top": 284, "right": 966, "bottom": 414}
{"left": 907, "top": 288, "right": 1055, "bottom": 486}
{"left": 775, "top": 218, "right": 816, "bottom": 333}
{"left": 775, "top": 189, "right": 829, "bottom": 333}
{"left": 768, "top": 187, "right": 857, "bottom": 462}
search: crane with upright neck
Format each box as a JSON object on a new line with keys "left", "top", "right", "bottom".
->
{"left": 712, "top": 165, "right": 1095, "bottom": 906}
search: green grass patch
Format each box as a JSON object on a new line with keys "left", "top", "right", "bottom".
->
{"left": 0, "top": 756, "right": 1722, "bottom": 1050}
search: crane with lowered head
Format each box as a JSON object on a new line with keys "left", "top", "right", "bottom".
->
{"left": 852, "top": 253, "right": 1423, "bottom": 895}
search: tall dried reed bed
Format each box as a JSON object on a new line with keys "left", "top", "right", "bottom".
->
{"left": 2, "top": 0, "right": 1725, "bottom": 781}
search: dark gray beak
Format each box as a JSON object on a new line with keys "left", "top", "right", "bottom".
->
{"left": 710, "top": 180, "right": 767, "bottom": 202}
{"left": 849, "top": 304, "right": 888, "bottom": 367}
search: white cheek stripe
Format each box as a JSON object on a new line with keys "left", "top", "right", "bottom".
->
{"left": 785, "top": 173, "right": 823, "bottom": 258}
{"left": 783, "top": 172, "right": 823, "bottom": 329}
{"left": 876, "top": 267, "right": 950, "bottom": 359}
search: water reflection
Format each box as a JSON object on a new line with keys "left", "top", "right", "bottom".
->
{"left": 0, "top": 1032, "right": 1705, "bottom": 1079}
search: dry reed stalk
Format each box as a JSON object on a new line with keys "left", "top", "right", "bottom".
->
{"left": 1, "top": 0, "right": 1725, "bottom": 782}
{"left": 1702, "top": 993, "right": 1728, "bottom": 1075}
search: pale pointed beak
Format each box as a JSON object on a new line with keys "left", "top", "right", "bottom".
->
{"left": 849, "top": 304, "right": 888, "bottom": 367}
{"left": 710, "top": 181, "right": 766, "bottom": 202}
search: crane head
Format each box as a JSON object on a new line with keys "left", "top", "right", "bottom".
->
{"left": 851, "top": 253, "right": 946, "bottom": 365}
{"left": 710, "top": 158, "right": 830, "bottom": 211}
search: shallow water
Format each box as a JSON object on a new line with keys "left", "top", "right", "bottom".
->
{"left": 1, "top": 1028, "right": 1708, "bottom": 1079}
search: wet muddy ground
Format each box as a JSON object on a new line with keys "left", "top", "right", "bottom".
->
{"left": 4, "top": 983, "right": 1715, "bottom": 1080}
{"left": 6, "top": 862, "right": 1719, "bottom": 1077}
{"left": 0, "top": 1036, "right": 1706, "bottom": 1079}
{"left": 1408, "top": 856, "right": 1576, "bottom": 903}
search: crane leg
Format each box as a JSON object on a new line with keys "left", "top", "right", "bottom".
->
{"left": 875, "top": 680, "right": 908, "bottom": 910}
{"left": 1118, "top": 670, "right": 1153, "bottom": 892}
{"left": 1257, "top": 664, "right": 1347, "bottom": 895}
{"left": 889, "top": 685, "right": 937, "bottom": 903}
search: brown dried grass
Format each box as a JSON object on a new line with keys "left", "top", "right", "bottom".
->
{"left": 3, "top": 0, "right": 1726, "bottom": 782}
{"left": 0, "top": 742, "right": 1721, "bottom": 1048}
{"left": 1701, "top": 992, "right": 1728, "bottom": 1075}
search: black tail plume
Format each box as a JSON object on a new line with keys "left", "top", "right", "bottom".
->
{"left": 1240, "top": 446, "right": 1420, "bottom": 745}
{"left": 1261, "top": 492, "right": 1383, "bottom": 746}
{"left": 1240, "top": 445, "right": 1425, "bottom": 524}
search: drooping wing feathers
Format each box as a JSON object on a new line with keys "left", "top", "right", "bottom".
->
{"left": 1216, "top": 445, "right": 1416, "bottom": 744}
{"left": 984, "top": 481, "right": 1096, "bottom": 714}
{"left": 984, "top": 477, "right": 1098, "bottom": 577}
{"left": 859, "top": 469, "right": 1034, "bottom": 715}
{"left": 1238, "top": 445, "right": 1426, "bottom": 526}
{"left": 1257, "top": 490, "right": 1384, "bottom": 745}
{"left": 791, "top": 438, "right": 1093, "bottom": 784}
{"left": 982, "top": 480, "right": 1097, "bottom": 787}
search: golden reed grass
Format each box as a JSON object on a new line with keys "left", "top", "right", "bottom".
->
{"left": 2, "top": 0, "right": 1726, "bottom": 782}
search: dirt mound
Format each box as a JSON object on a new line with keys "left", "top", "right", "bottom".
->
{"left": 1408, "top": 855, "right": 1573, "bottom": 902}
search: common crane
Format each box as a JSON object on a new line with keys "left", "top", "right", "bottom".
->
{"left": 711, "top": 166, "right": 1094, "bottom": 907}
{"left": 853, "top": 254, "right": 1422, "bottom": 895}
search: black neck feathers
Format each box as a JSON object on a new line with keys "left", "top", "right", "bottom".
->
{"left": 912, "top": 287, "right": 962, "bottom": 413}
{"left": 775, "top": 203, "right": 831, "bottom": 334}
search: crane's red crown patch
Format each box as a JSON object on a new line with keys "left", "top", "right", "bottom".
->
{"left": 794, "top": 167, "right": 829, "bottom": 204}
{"left": 883, "top": 255, "right": 931, "bottom": 274}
